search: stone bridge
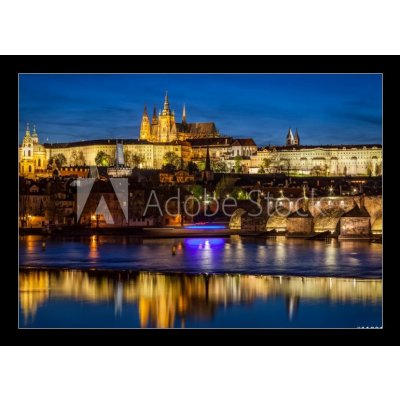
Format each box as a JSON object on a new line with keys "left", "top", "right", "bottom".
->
{"left": 229, "top": 195, "right": 382, "bottom": 237}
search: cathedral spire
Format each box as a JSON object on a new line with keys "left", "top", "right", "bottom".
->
{"left": 25, "top": 123, "right": 30, "bottom": 136}
{"left": 140, "top": 105, "right": 151, "bottom": 141}
{"left": 152, "top": 105, "right": 158, "bottom": 124}
{"left": 182, "top": 104, "right": 186, "bottom": 124}
{"left": 163, "top": 91, "right": 170, "bottom": 113}
{"left": 32, "top": 125, "right": 38, "bottom": 137}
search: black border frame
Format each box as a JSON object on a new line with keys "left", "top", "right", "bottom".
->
{"left": 4, "top": 56, "right": 397, "bottom": 345}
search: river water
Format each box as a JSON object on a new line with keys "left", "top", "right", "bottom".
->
{"left": 19, "top": 235, "right": 382, "bottom": 328}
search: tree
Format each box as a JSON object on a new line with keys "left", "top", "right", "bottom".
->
{"left": 70, "top": 150, "right": 78, "bottom": 166}
{"left": 187, "top": 161, "right": 200, "bottom": 174}
{"left": 124, "top": 151, "right": 144, "bottom": 168}
{"left": 366, "top": 161, "right": 373, "bottom": 177}
{"left": 215, "top": 176, "right": 237, "bottom": 199}
{"left": 131, "top": 154, "right": 145, "bottom": 168}
{"left": 197, "top": 160, "right": 205, "bottom": 171}
{"left": 161, "top": 163, "right": 177, "bottom": 173}
{"left": 95, "top": 151, "right": 111, "bottom": 166}
{"left": 190, "top": 184, "right": 204, "bottom": 199}
{"left": 49, "top": 153, "right": 67, "bottom": 168}
{"left": 375, "top": 162, "right": 382, "bottom": 176}
{"left": 258, "top": 166, "right": 266, "bottom": 174}
{"left": 281, "top": 159, "right": 291, "bottom": 176}
{"left": 46, "top": 192, "right": 64, "bottom": 225}
{"left": 268, "top": 152, "right": 280, "bottom": 174}
{"left": 124, "top": 150, "right": 132, "bottom": 166}
{"left": 55, "top": 153, "right": 67, "bottom": 168}
{"left": 163, "top": 152, "right": 181, "bottom": 168}
{"left": 261, "top": 157, "right": 271, "bottom": 170}
{"left": 231, "top": 188, "right": 248, "bottom": 200}
{"left": 70, "top": 150, "right": 85, "bottom": 166}
{"left": 213, "top": 160, "right": 228, "bottom": 173}
{"left": 233, "top": 156, "right": 243, "bottom": 173}
{"left": 77, "top": 151, "right": 85, "bottom": 166}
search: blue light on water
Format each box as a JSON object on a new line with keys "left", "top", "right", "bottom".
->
{"left": 184, "top": 238, "right": 226, "bottom": 248}
{"left": 185, "top": 225, "right": 226, "bottom": 230}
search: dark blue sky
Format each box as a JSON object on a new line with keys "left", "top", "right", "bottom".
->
{"left": 19, "top": 74, "right": 382, "bottom": 146}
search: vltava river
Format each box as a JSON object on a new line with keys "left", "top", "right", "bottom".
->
{"left": 19, "top": 235, "right": 382, "bottom": 328}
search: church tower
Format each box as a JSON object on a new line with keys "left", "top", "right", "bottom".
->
{"left": 20, "top": 123, "right": 46, "bottom": 177}
{"left": 139, "top": 105, "right": 151, "bottom": 141}
{"left": 294, "top": 128, "right": 300, "bottom": 146}
{"left": 286, "top": 128, "right": 295, "bottom": 146}
{"left": 202, "top": 145, "right": 214, "bottom": 182}
{"left": 158, "top": 91, "right": 176, "bottom": 142}
{"left": 32, "top": 124, "right": 39, "bottom": 144}
{"left": 21, "top": 123, "right": 33, "bottom": 161}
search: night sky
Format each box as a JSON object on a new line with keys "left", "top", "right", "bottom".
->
{"left": 19, "top": 74, "right": 382, "bottom": 147}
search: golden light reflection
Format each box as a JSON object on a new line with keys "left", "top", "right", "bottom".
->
{"left": 19, "top": 270, "right": 50, "bottom": 323}
{"left": 19, "top": 269, "right": 382, "bottom": 328}
{"left": 89, "top": 235, "right": 99, "bottom": 259}
{"left": 24, "top": 235, "right": 37, "bottom": 252}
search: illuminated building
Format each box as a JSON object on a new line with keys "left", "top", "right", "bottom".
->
{"left": 249, "top": 130, "right": 382, "bottom": 176}
{"left": 139, "top": 92, "right": 220, "bottom": 142}
{"left": 19, "top": 96, "right": 382, "bottom": 178}
{"left": 18, "top": 124, "right": 47, "bottom": 177}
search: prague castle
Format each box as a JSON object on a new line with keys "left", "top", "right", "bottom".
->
{"left": 19, "top": 92, "right": 382, "bottom": 178}
{"left": 139, "top": 92, "right": 219, "bottom": 142}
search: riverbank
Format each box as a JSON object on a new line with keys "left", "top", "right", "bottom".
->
{"left": 19, "top": 226, "right": 381, "bottom": 241}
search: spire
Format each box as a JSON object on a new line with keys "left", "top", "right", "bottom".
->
{"left": 32, "top": 124, "right": 38, "bottom": 137}
{"left": 286, "top": 127, "right": 294, "bottom": 146}
{"left": 140, "top": 105, "right": 151, "bottom": 140}
{"left": 182, "top": 104, "right": 186, "bottom": 124}
{"left": 294, "top": 128, "right": 300, "bottom": 146}
{"left": 152, "top": 106, "right": 158, "bottom": 123}
{"left": 25, "top": 123, "right": 30, "bottom": 136}
{"left": 163, "top": 91, "right": 170, "bottom": 113}
{"left": 205, "top": 146, "right": 211, "bottom": 171}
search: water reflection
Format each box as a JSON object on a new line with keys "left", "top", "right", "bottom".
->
{"left": 19, "top": 268, "right": 382, "bottom": 328}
